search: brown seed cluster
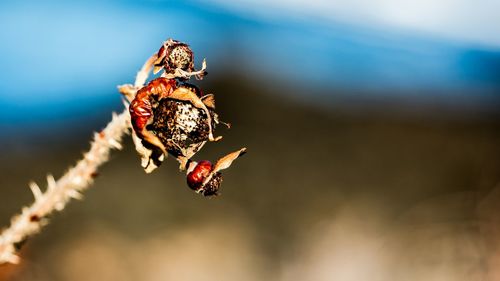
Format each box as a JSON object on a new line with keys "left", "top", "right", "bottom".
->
{"left": 168, "top": 45, "right": 193, "bottom": 72}
{"left": 149, "top": 99, "right": 216, "bottom": 157}
{"left": 128, "top": 38, "right": 246, "bottom": 196}
{"left": 199, "top": 172, "right": 222, "bottom": 196}
{"left": 154, "top": 39, "right": 195, "bottom": 76}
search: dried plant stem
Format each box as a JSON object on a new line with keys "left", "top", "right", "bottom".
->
{"left": 0, "top": 54, "right": 157, "bottom": 265}
{"left": 0, "top": 111, "right": 130, "bottom": 264}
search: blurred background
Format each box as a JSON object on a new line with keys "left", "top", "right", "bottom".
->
{"left": 1, "top": 0, "right": 500, "bottom": 280}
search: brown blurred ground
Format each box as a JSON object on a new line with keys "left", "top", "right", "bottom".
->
{"left": 1, "top": 77, "right": 500, "bottom": 281}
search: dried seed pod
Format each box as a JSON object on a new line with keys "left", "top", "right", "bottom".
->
{"left": 185, "top": 148, "right": 246, "bottom": 197}
{"left": 129, "top": 79, "right": 223, "bottom": 173}
{"left": 186, "top": 160, "right": 223, "bottom": 196}
{"left": 154, "top": 39, "right": 194, "bottom": 76}
{"left": 127, "top": 38, "right": 244, "bottom": 192}
{"left": 199, "top": 173, "right": 223, "bottom": 196}
{"left": 148, "top": 97, "right": 218, "bottom": 158}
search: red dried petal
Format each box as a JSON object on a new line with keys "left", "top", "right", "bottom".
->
{"left": 186, "top": 160, "right": 213, "bottom": 191}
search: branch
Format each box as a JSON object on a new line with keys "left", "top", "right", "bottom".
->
{"left": 0, "top": 53, "right": 157, "bottom": 265}
{"left": 0, "top": 111, "right": 130, "bottom": 264}
{"left": 0, "top": 41, "right": 245, "bottom": 264}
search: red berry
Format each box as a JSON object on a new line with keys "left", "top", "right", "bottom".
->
{"left": 186, "top": 161, "right": 212, "bottom": 191}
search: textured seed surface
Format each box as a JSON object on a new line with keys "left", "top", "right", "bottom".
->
{"left": 202, "top": 172, "right": 223, "bottom": 196}
{"left": 169, "top": 46, "right": 192, "bottom": 70}
{"left": 149, "top": 99, "right": 212, "bottom": 156}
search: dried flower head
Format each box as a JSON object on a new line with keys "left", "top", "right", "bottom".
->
{"left": 149, "top": 95, "right": 218, "bottom": 157}
{"left": 153, "top": 38, "right": 207, "bottom": 80}
{"left": 186, "top": 148, "right": 246, "bottom": 196}
{"left": 127, "top": 38, "right": 245, "bottom": 196}
{"left": 129, "top": 80, "right": 223, "bottom": 173}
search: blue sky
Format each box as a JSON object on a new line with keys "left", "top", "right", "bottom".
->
{"left": 0, "top": 0, "right": 499, "bottom": 122}
{"left": 204, "top": 0, "right": 500, "bottom": 47}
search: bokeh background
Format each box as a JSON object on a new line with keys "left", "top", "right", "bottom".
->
{"left": 1, "top": 0, "right": 500, "bottom": 280}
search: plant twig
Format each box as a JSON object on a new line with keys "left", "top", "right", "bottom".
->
{"left": 0, "top": 111, "right": 129, "bottom": 264}
{"left": 0, "top": 40, "right": 246, "bottom": 264}
{"left": 0, "top": 54, "right": 156, "bottom": 265}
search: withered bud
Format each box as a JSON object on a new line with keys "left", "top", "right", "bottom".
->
{"left": 200, "top": 173, "right": 223, "bottom": 196}
{"left": 148, "top": 98, "right": 217, "bottom": 157}
{"left": 186, "top": 160, "right": 223, "bottom": 197}
{"left": 154, "top": 39, "right": 194, "bottom": 76}
{"left": 184, "top": 148, "right": 247, "bottom": 197}
{"left": 187, "top": 160, "right": 212, "bottom": 190}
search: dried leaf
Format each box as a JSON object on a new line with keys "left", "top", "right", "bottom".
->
{"left": 213, "top": 148, "right": 247, "bottom": 173}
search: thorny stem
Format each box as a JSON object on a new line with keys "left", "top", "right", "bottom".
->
{"left": 0, "top": 54, "right": 157, "bottom": 265}
{"left": 0, "top": 111, "right": 130, "bottom": 264}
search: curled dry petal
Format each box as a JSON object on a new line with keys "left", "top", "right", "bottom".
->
{"left": 212, "top": 148, "right": 247, "bottom": 173}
